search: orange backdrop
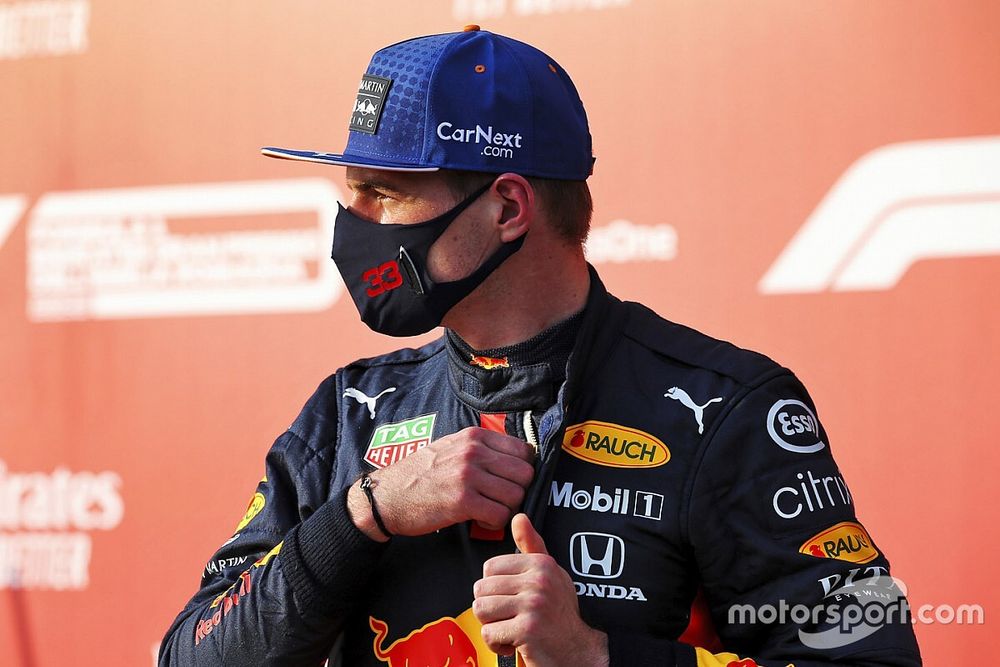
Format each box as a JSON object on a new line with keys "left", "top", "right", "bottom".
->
{"left": 1, "top": 1, "right": 996, "bottom": 664}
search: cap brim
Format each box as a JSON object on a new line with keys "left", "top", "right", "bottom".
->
{"left": 261, "top": 147, "right": 439, "bottom": 172}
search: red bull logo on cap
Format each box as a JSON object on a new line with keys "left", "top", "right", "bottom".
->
{"left": 370, "top": 616, "right": 479, "bottom": 667}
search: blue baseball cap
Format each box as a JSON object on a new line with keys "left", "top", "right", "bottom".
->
{"left": 262, "top": 26, "right": 594, "bottom": 181}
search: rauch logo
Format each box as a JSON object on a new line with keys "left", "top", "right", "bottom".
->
{"left": 561, "top": 421, "right": 669, "bottom": 469}
{"left": 799, "top": 522, "right": 879, "bottom": 564}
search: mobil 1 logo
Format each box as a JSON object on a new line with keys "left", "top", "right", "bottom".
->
{"left": 549, "top": 481, "right": 664, "bottom": 521}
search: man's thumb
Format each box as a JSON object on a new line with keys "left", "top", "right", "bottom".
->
{"left": 511, "top": 513, "right": 548, "bottom": 555}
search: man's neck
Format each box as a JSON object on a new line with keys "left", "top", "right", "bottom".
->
{"left": 442, "top": 252, "right": 591, "bottom": 350}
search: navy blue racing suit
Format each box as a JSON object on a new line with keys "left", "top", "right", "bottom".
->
{"left": 159, "top": 268, "right": 922, "bottom": 666}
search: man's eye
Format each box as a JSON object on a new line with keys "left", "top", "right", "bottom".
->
{"left": 361, "top": 187, "right": 393, "bottom": 203}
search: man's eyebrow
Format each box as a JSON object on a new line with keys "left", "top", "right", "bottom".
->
{"left": 346, "top": 177, "right": 409, "bottom": 196}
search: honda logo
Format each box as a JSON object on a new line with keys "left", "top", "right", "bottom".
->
{"left": 569, "top": 532, "right": 625, "bottom": 579}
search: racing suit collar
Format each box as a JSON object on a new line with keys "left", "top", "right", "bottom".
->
{"left": 445, "top": 309, "right": 583, "bottom": 413}
{"left": 445, "top": 336, "right": 562, "bottom": 414}
{"left": 442, "top": 265, "right": 621, "bottom": 416}
{"left": 445, "top": 265, "right": 623, "bottom": 412}
{"left": 560, "top": 266, "right": 622, "bottom": 412}
{"left": 445, "top": 348, "right": 556, "bottom": 413}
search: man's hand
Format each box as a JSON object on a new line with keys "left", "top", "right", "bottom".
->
{"left": 472, "top": 514, "right": 610, "bottom": 667}
{"left": 346, "top": 427, "right": 535, "bottom": 541}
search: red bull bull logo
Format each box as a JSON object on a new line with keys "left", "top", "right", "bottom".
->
{"left": 469, "top": 354, "right": 510, "bottom": 370}
{"left": 370, "top": 616, "right": 479, "bottom": 667}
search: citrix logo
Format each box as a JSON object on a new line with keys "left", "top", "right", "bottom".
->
{"left": 772, "top": 469, "right": 853, "bottom": 520}
{"left": 759, "top": 135, "right": 1000, "bottom": 293}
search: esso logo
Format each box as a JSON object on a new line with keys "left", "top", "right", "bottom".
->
{"left": 767, "top": 399, "right": 826, "bottom": 454}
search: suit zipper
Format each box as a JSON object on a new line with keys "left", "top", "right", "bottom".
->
{"left": 522, "top": 410, "right": 538, "bottom": 454}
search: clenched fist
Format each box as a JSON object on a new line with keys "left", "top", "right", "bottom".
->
{"left": 347, "top": 426, "right": 536, "bottom": 541}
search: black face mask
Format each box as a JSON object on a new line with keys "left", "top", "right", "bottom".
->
{"left": 331, "top": 182, "right": 526, "bottom": 337}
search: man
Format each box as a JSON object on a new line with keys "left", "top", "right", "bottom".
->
{"left": 160, "top": 27, "right": 921, "bottom": 667}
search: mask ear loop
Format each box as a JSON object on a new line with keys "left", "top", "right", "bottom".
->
{"left": 399, "top": 178, "right": 497, "bottom": 295}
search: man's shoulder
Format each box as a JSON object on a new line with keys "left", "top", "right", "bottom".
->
{"left": 287, "top": 338, "right": 446, "bottom": 446}
{"left": 616, "top": 298, "right": 786, "bottom": 388}
{"left": 343, "top": 337, "right": 446, "bottom": 371}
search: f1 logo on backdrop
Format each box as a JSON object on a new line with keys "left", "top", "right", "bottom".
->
{"left": 7, "top": 179, "right": 343, "bottom": 321}
{"left": 0, "top": 195, "right": 26, "bottom": 254}
{"left": 570, "top": 532, "right": 625, "bottom": 579}
{"left": 759, "top": 136, "right": 1000, "bottom": 293}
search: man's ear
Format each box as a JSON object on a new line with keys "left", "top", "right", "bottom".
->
{"left": 491, "top": 173, "right": 534, "bottom": 242}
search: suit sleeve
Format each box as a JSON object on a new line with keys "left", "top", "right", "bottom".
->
{"left": 158, "top": 375, "right": 388, "bottom": 666}
{"left": 672, "top": 372, "right": 923, "bottom": 667}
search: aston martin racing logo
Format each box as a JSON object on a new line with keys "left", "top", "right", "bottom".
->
{"left": 350, "top": 74, "right": 392, "bottom": 135}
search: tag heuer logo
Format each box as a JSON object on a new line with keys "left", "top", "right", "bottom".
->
{"left": 349, "top": 74, "right": 392, "bottom": 135}
{"left": 364, "top": 413, "right": 436, "bottom": 469}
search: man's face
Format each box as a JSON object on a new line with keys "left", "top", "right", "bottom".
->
{"left": 344, "top": 166, "right": 502, "bottom": 284}
{"left": 344, "top": 167, "right": 464, "bottom": 225}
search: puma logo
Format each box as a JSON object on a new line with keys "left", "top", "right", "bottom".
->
{"left": 344, "top": 386, "right": 396, "bottom": 419}
{"left": 664, "top": 387, "right": 723, "bottom": 435}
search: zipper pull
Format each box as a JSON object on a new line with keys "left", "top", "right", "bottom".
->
{"left": 522, "top": 410, "right": 539, "bottom": 455}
